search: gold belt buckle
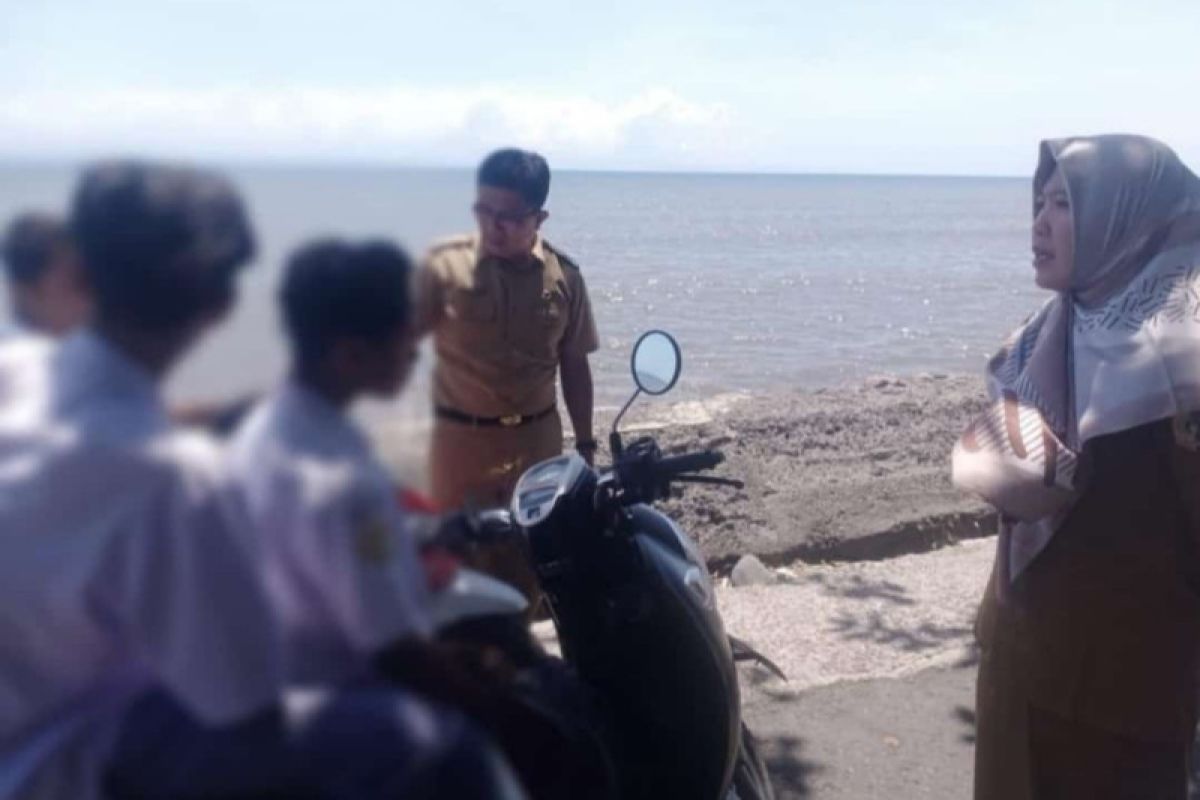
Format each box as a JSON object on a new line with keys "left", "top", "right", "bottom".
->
{"left": 499, "top": 414, "right": 523, "bottom": 428}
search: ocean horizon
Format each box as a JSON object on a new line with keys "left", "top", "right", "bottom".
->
{"left": 0, "top": 165, "right": 1042, "bottom": 421}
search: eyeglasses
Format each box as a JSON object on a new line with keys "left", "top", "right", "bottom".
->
{"left": 472, "top": 202, "right": 539, "bottom": 228}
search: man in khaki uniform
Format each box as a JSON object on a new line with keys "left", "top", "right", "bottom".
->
{"left": 416, "top": 148, "right": 599, "bottom": 513}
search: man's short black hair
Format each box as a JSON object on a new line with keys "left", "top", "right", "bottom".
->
{"left": 2, "top": 212, "right": 71, "bottom": 287}
{"left": 281, "top": 239, "right": 413, "bottom": 363}
{"left": 477, "top": 148, "right": 551, "bottom": 210}
{"left": 70, "top": 161, "right": 256, "bottom": 331}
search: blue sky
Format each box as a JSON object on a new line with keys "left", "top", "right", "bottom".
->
{"left": 1, "top": 0, "right": 1197, "bottom": 174}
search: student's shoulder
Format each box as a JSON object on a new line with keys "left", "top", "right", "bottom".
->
{"left": 144, "top": 428, "right": 233, "bottom": 497}
{"left": 255, "top": 437, "right": 393, "bottom": 524}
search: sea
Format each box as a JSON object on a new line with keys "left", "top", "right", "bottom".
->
{"left": 0, "top": 166, "right": 1044, "bottom": 426}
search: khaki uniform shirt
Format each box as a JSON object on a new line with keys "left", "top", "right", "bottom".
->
{"left": 415, "top": 235, "right": 599, "bottom": 418}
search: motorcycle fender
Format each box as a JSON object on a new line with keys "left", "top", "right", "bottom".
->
{"left": 428, "top": 567, "right": 529, "bottom": 629}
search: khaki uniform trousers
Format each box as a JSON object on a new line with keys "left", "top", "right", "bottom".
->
{"left": 430, "top": 411, "right": 563, "bottom": 610}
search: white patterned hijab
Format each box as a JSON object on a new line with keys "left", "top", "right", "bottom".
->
{"left": 953, "top": 135, "right": 1200, "bottom": 579}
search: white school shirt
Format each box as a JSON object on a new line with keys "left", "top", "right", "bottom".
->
{"left": 0, "top": 330, "right": 52, "bottom": 427}
{"left": 0, "top": 332, "right": 284, "bottom": 800}
{"left": 228, "top": 382, "right": 433, "bottom": 686}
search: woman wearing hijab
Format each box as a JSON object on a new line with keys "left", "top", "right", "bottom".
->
{"left": 953, "top": 134, "right": 1200, "bottom": 799}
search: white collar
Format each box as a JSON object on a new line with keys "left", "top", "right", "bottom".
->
{"left": 52, "top": 330, "right": 166, "bottom": 433}
{"left": 275, "top": 380, "right": 372, "bottom": 460}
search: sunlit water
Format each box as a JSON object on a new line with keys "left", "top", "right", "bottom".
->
{"left": 0, "top": 166, "right": 1043, "bottom": 427}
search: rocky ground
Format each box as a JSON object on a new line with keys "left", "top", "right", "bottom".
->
{"left": 593, "top": 373, "right": 997, "bottom": 569}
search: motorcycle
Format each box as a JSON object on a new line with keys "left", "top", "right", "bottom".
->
{"left": 438, "top": 330, "right": 776, "bottom": 800}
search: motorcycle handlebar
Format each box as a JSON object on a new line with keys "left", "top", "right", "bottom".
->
{"left": 655, "top": 450, "right": 725, "bottom": 476}
{"left": 603, "top": 446, "right": 732, "bottom": 508}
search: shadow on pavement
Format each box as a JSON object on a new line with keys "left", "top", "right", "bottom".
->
{"left": 802, "top": 572, "right": 917, "bottom": 607}
{"left": 759, "top": 735, "right": 824, "bottom": 798}
{"left": 824, "top": 574, "right": 917, "bottom": 606}
{"left": 828, "top": 610, "right": 971, "bottom": 653}
{"left": 953, "top": 705, "right": 977, "bottom": 745}
{"left": 802, "top": 572, "right": 975, "bottom": 654}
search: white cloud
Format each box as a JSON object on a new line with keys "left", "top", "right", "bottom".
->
{"left": 0, "top": 85, "right": 732, "bottom": 167}
{"left": 5, "top": 76, "right": 1195, "bottom": 176}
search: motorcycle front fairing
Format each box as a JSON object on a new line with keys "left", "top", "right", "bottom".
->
{"left": 513, "top": 454, "right": 741, "bottom": 799}
{"left": 614, "top": 505, "right": 741, "bottom": 798}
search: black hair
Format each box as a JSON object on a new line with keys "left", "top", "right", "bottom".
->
{"left": 476, "top": 148, "right": 551, "bottom": 210}
{"left": 2, "top": 212, "right": 71, "bottom": 287}
{"left": 281, "top": 238, "right": 413, "bottom": 363}
{"left": 69, "top": 161, "right": 256, "bottom": 331}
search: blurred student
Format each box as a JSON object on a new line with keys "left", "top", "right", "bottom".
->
{"left": 229, "top": 239, "right": 436, "bottom": 686}
{"left": 0, "top": 162, "right": 518, "bottom": 800}
{"left": 231, "top": 239, "right": 600, "bottom": 800}
{"left": 0, "top": 209, "right": 255, "bottom": 435}
{"left": 1, "top": 211, "right": 90, "bottom": 337}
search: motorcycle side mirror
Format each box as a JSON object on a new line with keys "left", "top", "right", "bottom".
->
{"left": 610, "top": 330, "right": 682, "bottom": 459}
{"left": 631, "top": 330, "right": 682, "bottom": 396}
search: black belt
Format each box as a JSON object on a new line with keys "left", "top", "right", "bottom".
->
{"left": 435, "top": 404, "right": 556, "bottom": 428}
